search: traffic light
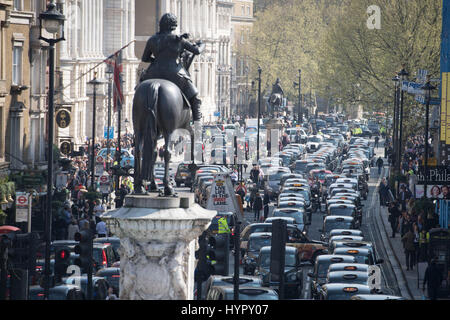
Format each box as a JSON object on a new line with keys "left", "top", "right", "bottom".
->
{"left": 207, "top": 233, "right": 229, "bottom": 276}
{"left": 74, "top": 229, "right": 93, "bottom": 273}
{"left": 54, "top": 246, "right": 71, "bottom": 280}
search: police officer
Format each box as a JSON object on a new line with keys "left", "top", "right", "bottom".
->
{"left": 218, "top": 216, "right": 231, "bottom": 234}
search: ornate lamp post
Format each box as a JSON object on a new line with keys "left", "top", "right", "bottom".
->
{"left": 257, "top": 66, "right": 262, "bottom": 162}
{"left": 397, "top": 67, "right": 409, "bottom": 180}
{"left": 421, "top": 77, "right": 436, "bottom": 198}
{"left": 392, "top": 75, "right": 399, "bottom": 167}
{"left": 39, "top": 1, "right": 65, "bottom": 300}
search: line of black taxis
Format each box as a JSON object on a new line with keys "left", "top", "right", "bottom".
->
{"left": 204, "top": 127, "right": 403, "bottom": 300}
{"left": 308, "top": 136, "right": 403, "bottom": 300}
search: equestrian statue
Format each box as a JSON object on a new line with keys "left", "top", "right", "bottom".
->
{"left": 132, "top": 13, "right": 204, "bottom": 196}
{"left": 268, "top": 78, "right": 284, "bottom": 117}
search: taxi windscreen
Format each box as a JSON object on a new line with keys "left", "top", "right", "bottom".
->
{"left": 249, "top": 237, "right": 272, "bottom": 251}
{"left": 312, "top": 171, "right": 328, "bottom": 180}
{"left": 259, "top": 251, "right": 296, "bottom": 268}
{"left": 328, "top": 207, "right": 354, "bottom": 216}
{"left": 325, "top": 220, "right": 352, "bottom": 233}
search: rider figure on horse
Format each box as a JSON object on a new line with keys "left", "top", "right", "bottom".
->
{"left": 269, "top": 78, "right": 284, "bottom": 116}
{"left": 140, "top": 13, "right": 204, "bottom": 122}
{"left": 271, "top": 78, "right": 284, "bottom": 97}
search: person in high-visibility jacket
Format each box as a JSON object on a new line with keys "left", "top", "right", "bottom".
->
{"left": 218, "top": 216, "right": 231, "bottom": 234}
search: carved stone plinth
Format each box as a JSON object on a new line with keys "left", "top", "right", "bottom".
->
{"left": 101, "top": 193, "right": 216, "bottom": 300}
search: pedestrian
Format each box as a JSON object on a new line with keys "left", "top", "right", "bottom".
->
{"left": 253, "top": 192, "right": 263, "bottom": 222}
{"left": 263, "top": 189, "right": 270, "bottom": 221}
{"left": 93, "top": 200, "right": 105, "bottom": 219}
{"left": 159, "top": 146, "right": 164, "bottom": 162}
{"left": 374, "top": 135, "right": 379, "bottom": 148}
{"left": 401, "top": 225, "right": 416, "bottom": 271}
{"left": 67, "top": 218, "right": 80, "bottom": 240}
{"left": 423, "top": 258, "right": 443, "bottom": 300}
{"left": 105, "top": 287, "right": 118, "bottom": 300}
{"left": 399, "top": 210, "right": 411, "bottom": 238}
{"left": 96, "top": 219, "right": 108, "bottom": 238}
{"left": 78, "top": 214, "right": 89, "bottom": 230}
{"left": 388, "top": 202, "right": 400, "bottom": 238}
{"left": 376, "top": 156, "right": 383, "bottom": 175}
{"left": 250, "top": 165, "right": 259, "bottom": 184}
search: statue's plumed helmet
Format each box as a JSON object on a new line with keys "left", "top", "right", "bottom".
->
{"left": 160, "top": 13, "right": 178, "bottom": 31}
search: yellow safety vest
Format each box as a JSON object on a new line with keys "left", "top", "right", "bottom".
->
{"left": 218, "top": 217, "right": 231, "bottom": 234}
{"left": 419, "top": 232, "right": 430, "bottom": 245}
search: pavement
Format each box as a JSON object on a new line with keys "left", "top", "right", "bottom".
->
{"left": 372, "top": 143, "right": 425, "bottom": 300}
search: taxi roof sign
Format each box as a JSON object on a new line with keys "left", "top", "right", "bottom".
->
{"left": 347, "top": 250, "right": 359, "bottom": 254}
{"left": 344, "top": 266, "right": 357, "bottom": 270}
{"left": 343, "top": 287, "right": 358, "bottom": 293}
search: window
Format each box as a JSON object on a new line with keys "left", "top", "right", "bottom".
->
{"left": 12, "top": 46, "right": 23, "bottom": 85}
{"left": 247, "top": 6, "right": 250, "bottom": 16}
{"left": 241, "top": 5, "right": 245, "bottom": 15}
{"left": 13, "top": 0, "right": 23, "bottom": 11}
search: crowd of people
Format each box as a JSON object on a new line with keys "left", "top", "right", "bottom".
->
{"left": 50, "top": 133, "right": 137, "bottom": 241}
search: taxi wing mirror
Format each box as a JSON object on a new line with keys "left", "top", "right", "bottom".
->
{"left": 307, "top": 272, "right": 314, "bottom": 278}
{"left": 376, "top": 259, "right": 384, "bottom": 264}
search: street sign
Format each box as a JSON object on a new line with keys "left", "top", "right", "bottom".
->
{"left": 99, "top": 175, "right": 109, "bottom": 184}
{"left": 15, "top": 192, "right": 31, "bottom": 231}
{"left": 59, "top": 141, "right": 72, "bottom": 156}
{"left": 104, "top": 126, "right": 114, "bottom": 139}
{"left": 415, "top": 95, "right": 440, "bottom": 105}
{"left": 214, "top": 111, "right": 220, "bottom": 117}
{"left": 56, "top": 109, "right": 71, "bottom": 128}
{"left": 206, "top": 172, "right": 243, "bottom": 219}
{"left": 96, "top": 155, "right": 104, "bottom": 163}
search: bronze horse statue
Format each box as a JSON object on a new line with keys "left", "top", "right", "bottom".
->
{"left": 132, "top": 53, "right": 199, "bottom": 196}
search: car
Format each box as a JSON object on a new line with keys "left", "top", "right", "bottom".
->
{"left": 243, "top": 232, "right": 272, "bottom": 275}
{"left": 328, "top": 229, "right": 363, "bottom": 238}
{"left": 326, "top": 271, "right": 371, "bottom": 286}
{"left": 240, "top": 223, "right": 325, "bottom": 263}
{"left": 93, "top": 237, "right": 121, "bottom": 261}
{"left": 203, "top": 275, "right": 263, "bottom": 300}
{"left": 293, "top": 160, "right": 309, "bottom": 175}
{"left": 329, "top": 235, "right": 364, "bottom": 246}
{"left": 326, "top": 204, "right": 360, "bottom": 227}
{"left": 272, "top": 207, "right": 306, "bottom": 228}
{"left": 64, "top": 276, "right": 110, "bottom": 300}
{"left": 206, "top": 285, "right": 278, "bottom": 300}
{"left": 327, "top": 263, "right": 371, "bottom": 274}
{"left": 29, "top": 284, "right": 85, "bottom": 300}
{"left": 95, "top": 267, "right": 120, "bottom": 296}
{"left": 333, "top": 247, "right": 384, "bottom": 266}
{"left": 264, "top": 167, "right": 292, "bottom": 198}
{"left": 255, "top": 246, "right": 303, "bottom": 299}
{"left": 319, "top": 216, "right": 357, "bottom": 242}
{"left": 350, "top": 294, "right": 406, "bottom": 300}
{"left": 174, "top": 162, "right": 192, "bottom": 187}
{"left": 318, "top": 283, "right": 372, "bottom": 300}
{"left": 307, "top": 254, "right": 357, "bottom": 299}
{"left": 264, "top": 216, "right": 296, "bottom": 225}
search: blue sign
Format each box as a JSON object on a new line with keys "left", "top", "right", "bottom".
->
{"left": 214, "top": 111, "right": 220, "bottom": 117}
{"left": 415, "top": 95, "right": 440, "bottom": 105}
{"left": 104, "top": 126, "right": 114, "bottom": 139}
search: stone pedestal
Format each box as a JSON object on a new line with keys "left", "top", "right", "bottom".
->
{"left": 101, "top": 193, "right": 216, "bottom": 300}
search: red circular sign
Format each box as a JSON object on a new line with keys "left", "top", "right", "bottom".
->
{"left": 100, "top": 175, "right": 109, "bottom": 183}
{"left": 96, "top": 156, "right": 104, "bottom": 163}
{"left": 17, "top": 196, "right": 27, "bottom": 204}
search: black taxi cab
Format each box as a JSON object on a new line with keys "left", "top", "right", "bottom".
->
{"left": 203, "top": 275, "right": 263, "bottom": 299}
{"left": 326, "top": 271, "right": 371, "bottom": 286}
{"left": 327, "top": 263, "right": 370, "bottom": 274}
{"left": 243, "top": 232, "right": 272, "bottom": 275}
{"left": 319, "top": 216, "right": 357, "bottom": 242}
{"left": 318, "top": 283, "right": 371, "bottom": 300}
{"left": 307, "top": 254, "right": 356, "bottom": 299}
{"left": 329, "top": 229, "right": 363, "bottom": 238}
{"left": 331, "top": 240, "right": 384, "bottom": 265}
{"left": 255, "top": 246, "right": 303, "bottom": 299}
{"left": 329, "top": 235, "right": 364, "bottom": 246}
{"left": 333, "top": 247, "right": 382, "bottom": 266}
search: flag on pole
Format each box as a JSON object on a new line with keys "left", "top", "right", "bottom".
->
{"left": 105, "top": 51, "right": 124, "bottom": 112}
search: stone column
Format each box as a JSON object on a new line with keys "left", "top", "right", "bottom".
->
{"left": 101, "top": 193, "right": 216, "bottom": 300}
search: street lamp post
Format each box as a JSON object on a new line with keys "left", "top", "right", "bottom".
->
{"left": 217, "top": 67, "right": 222, "bottom": 121}
{"left": 298, "top": 69, "right": 302, "bottom": 123}
{"left": 106, "top": 66, "right": 113, "bottom": 172}
{"left": 392, "top": 76, "right": 399, "bottom": 166}
{"left": 397, "top": 67, "right": 409, "bottom": 180}
{"left": 39, "top": 1, "right": 65, "bottom": 300}
{"left": 421, "top": 77, "right": 436, "bottom": 198}
{"left": 88, "top": 75, "right": 107, "bottom": 191}
{"left": 257, "top": 67, "right": 262, "bottom": 162}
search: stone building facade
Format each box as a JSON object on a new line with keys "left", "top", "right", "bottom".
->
{"left": 231, "top": 0, "right": 254, "bottom": 118}
{"left": 135, "top": 0, "right": 233, "bottom": 123}
{"left": 57, "top": 0, "right": 139, "bottom": 148}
